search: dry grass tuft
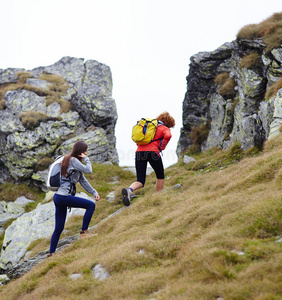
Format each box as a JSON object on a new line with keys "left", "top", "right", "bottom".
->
{"left": 265, "top": 77, "right": 282, "bottom": 101}
{"left": 239, "top": 52, "right": 262, "bottom": 69}
{"left": 35, "top": 157, "right": 54, "bottom": 171}
{"left": 214, "top": 72, "right": 230, "bottom": 85}
{"left": 16, "top": 71, "right": 33, "bottom": 84}
{"left": 19, "top": 111, "right": 62, "bottom": 130}
{"left": 0, "top": 72, "right": 71, "bottom": 114}
{"left": 214, "top": 72, "right": 236, "bottom": 99}
{"left": 237, "top": 12, "right": 282, "bottom": 53}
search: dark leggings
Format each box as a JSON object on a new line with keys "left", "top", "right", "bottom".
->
{"left": 49, "top": 194, "right": 95, "bottom": 253}
{"left": 135, "top": 151, "right": 164, "bottom": 186}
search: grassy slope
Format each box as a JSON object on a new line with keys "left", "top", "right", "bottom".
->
{"left": 0, "top": 135, "right": 282, "bottom": 299}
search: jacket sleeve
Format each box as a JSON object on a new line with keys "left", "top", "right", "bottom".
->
{"left": 71, "top": 157, "right": 92, "bottom": 174}
{"left": 160, "top": 127, "right": 172, "bottom": 151}
{"left": 78, "top": 173, "right": 98, "bottom": 196}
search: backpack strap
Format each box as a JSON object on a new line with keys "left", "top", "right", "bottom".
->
{"left": 151, "top": 120, "right": 164, "bottom": 152}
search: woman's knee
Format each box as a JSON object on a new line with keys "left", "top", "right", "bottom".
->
{"left": 88, "top": 201, "right": 95, "bottom": 212}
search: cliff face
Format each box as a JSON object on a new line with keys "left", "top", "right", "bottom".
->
{"left": 177, "top": 39, "right": 282, "bottom": 155}
{"left": 0, "top": 57, "right": 118, "bottom": 189}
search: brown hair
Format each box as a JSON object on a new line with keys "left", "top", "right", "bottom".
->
{"left": 61, "top": 140, "right": 88, "bottom": 177}
{"left": 156, "top": 112, "right": 175, "bottom": 128}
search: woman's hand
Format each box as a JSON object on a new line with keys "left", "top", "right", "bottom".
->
{"left": 79, "top": 151, "right": 87, "bottom": 159}
{"left": 94, "top": 194, "right": 100, "bottom": 201}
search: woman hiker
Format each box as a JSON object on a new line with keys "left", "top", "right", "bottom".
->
{"left": 48, "top": 140, "right": 100, "bottom": 257}
{"left": 122, "top": 111, "right": 175, "bottom": 206}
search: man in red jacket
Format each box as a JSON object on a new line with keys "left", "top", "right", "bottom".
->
{"left": 122, "top": 112, "right": 175, "bottom": 206}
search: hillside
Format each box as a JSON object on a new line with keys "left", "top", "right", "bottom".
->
{"left": 0, "top": 130, "right": 281, "bottom": 299}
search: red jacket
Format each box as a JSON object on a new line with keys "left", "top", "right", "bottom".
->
{"left": 136, "top": 125, "right": 172, "bottom": 152}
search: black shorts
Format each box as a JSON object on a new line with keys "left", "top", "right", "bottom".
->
{"left": 135, "top": 151, "right": 164, "bottom": 186}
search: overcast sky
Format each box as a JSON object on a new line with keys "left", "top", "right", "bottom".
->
{"left": 1, "top": 0, "right": 281, "bottom": 167}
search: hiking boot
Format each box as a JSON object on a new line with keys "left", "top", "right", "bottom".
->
{"left": 80, "top": 229, "right": 92, "bottom": 238}
{"left": 47, "top": 252, "right": 56, "bottom": 257}
{"left": 122, "top": 188, "right": 132, "bottom": 206}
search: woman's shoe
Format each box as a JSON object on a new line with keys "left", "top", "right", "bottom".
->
{"left": 80, "top": 229, "right": 93, "bottom": 238}
{"left": 47, "top": 252, "right": 56, "bottom": 257}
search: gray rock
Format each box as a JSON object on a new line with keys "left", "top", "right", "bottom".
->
{"left": 69, "top": 273, "right": 83, "bottom": 280}
{"left": 0, "top": 201, "right": 25, "bottom": 226}
{"left": 6, "top": 234, "right": 79, "bottom": 279}
{"left": 0, "top": 274, "right": 10, "bottom": 285}
{"left": 269, "top": 89, "right": 282, "bottom": 138}
{"left": 92, "top": 264, "right": 110, "bottom": 280}
{"left": 0, "top": 202, "right": 55, "bottom": 269}
{"left": 15, "top": 196, "right": 35, "bottom": 206}
{"left": 44, "top": 56, "right": 85, "bottom": 86}
{"left": 0, "top": 56, "right": 119, "bottom": 186}
{"left": 25, "top": 78, "right": 51, "bottom": 89}
{"left": 0, "top": 68, "right": 24, "bottom": 84}
{"left": 183, "top": 155, "right": 196, "bottom": 164}
{"left": 106, "top": 191, "right": 115, "bottom": 202}
{"left": 177, "top": 39, "right": 280, "bottom": 156}
{"left": 0, "top": 198, "right": 87, "bottom": 269}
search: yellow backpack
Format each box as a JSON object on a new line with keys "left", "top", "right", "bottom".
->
{"left": 132, "top": 118, "right": 160, "bottom": 145}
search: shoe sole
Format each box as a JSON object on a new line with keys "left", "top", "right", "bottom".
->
{"left": 122, "top": 188, "right": 130, "bottom": 206}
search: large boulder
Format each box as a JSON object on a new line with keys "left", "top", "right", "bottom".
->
{"left": 0, "top": 57, "right": 118, "bottom": 186}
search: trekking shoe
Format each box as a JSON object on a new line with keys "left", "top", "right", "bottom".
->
{"left": 47, "top": 252, "right": 56, "bottom": 257}
{"left": 80, "top": 229, "right": 93, "bottom": 238}
{"left": 122, "top": 188, "right": 132, "bottom": 206}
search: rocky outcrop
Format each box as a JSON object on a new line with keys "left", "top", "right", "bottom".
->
{"left": 0, "top": 192, "right": 92, "bottom": 271}
{"left": 0, "top": 57, "right": 118, "bottom": 188}
{"left": 177, "top": 40, "right": 282, "bottom": 155}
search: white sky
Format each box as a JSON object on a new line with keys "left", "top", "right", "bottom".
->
{"left": 1, "top": 0, "right": 281, "bottom": 167}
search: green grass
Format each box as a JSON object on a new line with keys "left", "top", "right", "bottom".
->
{"left": 0, "top": 182, "right": 44, "bottom": 202}
{"left": 0, "top": 135, "right": 282, "bottom": 299}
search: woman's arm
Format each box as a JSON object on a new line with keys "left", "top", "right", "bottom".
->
{"left": 78, "top": 173, "right": 98, "bottom": 195}
{"left": 160, "top": 127, "right": 172, "bottom": 151}
{"left": 71, "top": 157, "right": 92, "bottom": 174}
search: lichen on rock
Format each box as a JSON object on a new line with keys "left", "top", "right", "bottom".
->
{"left": 177, "top": 37, "right": 281, "bottom": 156}
{"left": 0, "top": 56, "right": 119, "bottom": 186}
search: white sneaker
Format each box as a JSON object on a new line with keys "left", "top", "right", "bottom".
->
{"left": 122, "top": 188, "right": 132, "bottom": 206}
